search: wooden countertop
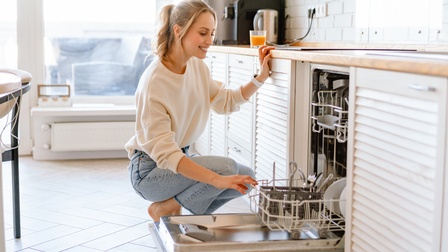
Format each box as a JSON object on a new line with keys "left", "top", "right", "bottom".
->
{"left": 210, "top": 45, "right": 448, "bottom": 78}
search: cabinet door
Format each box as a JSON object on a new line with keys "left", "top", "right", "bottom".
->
{"left": 347, "top": 68, "right": 447, "bottom": 252}
{"left": 227, "top": 54, "right": 256, "bottom": 167}
{"left": 209, "top": 53, "right": 228, "bottom": 156}
{"left": 254, "top": 59, "right": 295, "bottom": 184}
{"left": 195, "top": 53, "right": 228, "bottom": 155}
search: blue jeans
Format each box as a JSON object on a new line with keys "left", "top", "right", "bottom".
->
{"left": 128, "top": 150, "right": 255, "bottom": 214}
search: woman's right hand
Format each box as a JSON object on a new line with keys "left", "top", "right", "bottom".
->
{"left": 211, "top": 174, "right": 258, "bottom": 194}
{"left": 257, "top": 45, "right": 275, "bottom": 82}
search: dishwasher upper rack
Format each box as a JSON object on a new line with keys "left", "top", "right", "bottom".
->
{"left": 249, "top": 178, "right": 345, "bottom": 240}
{"left": 311, "top": 90, "right": 348, "bottom": 143}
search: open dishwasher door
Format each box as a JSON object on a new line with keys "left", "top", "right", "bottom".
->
{"left": 150, "top": 213, "right": 344, "bottom": 252}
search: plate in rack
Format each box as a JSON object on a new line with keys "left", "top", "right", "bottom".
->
{"left": 339, "top": 186, "right": 347, "bottom": 217}
{"left": 323, "top": 178, "right": 346, "bottom": 215}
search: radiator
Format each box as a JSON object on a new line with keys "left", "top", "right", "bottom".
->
{"left": 51, "top": 121, "right": 134, "bottom": 151}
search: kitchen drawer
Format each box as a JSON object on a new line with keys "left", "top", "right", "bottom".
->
{"left": 356, "top": 67, "right": 444, "bottom": 100}
{"left": 228, "top": 54, "right": 255, "bottom": 103}
{"left": 207, "top": 53, "right": 227, "bottom": 85}
{"left": 227, "top": 139, "right": 251, "bottom": 167}
{"left": 270, "top": 59, "right": 292, "bottom": 74}
{"left": 228, "top": 54, "right": 255, "bottom": 71}
{"left": 207, "top": 52, "right": 227, "bottom": 62}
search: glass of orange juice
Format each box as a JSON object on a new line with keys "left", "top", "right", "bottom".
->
{"left": 250, "top": 30, "right": 266, "bottom": 48}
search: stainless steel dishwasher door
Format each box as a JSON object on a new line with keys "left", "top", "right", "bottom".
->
{"left": 150, "top": 213, "right": 344, "bottom": 252}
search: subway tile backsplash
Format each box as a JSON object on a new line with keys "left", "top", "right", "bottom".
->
{"left": 285, "top": 0, "right": 357, "bottom": 43}
{"left": 284, "top": 0, "right": 448, "bottom": 45}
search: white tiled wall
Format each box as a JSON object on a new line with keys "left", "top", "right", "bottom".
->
{"left": 284, "top": 0, "right": 448, "bottom": 44}
{"left": 285, "top": 0, "right": 358, "bottom": 43}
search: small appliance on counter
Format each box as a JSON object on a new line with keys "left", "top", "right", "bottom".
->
{"left": 204, "top": 0, "right": 236, "bottom": 45}
{"left": 253, "top": 9, "right": 278, "bottom": 44}
{"left": 205, "top": 0, "right": 285, "bottom": 45}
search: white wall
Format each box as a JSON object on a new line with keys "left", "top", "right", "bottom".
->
{"left": 284, "top": 0, "right": 448, "bottom": 45}
{"left": 285, "top": 0, "right": 358, "bottom": 43}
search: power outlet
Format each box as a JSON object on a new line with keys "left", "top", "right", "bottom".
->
{"left": 315, "top": 3, "right": 327, "bottom": 18}
{"left": 308, "top": 7, "right": 316, "bottom": 19}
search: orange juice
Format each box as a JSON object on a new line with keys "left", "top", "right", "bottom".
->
{"left": 250, "top": 35, "right": 266, "bottom": 47}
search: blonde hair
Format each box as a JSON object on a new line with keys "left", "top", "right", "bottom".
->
{"left": 153, "top": 0, "right": 216, "bottom": 61}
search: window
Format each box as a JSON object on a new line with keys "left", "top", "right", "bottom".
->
{"left": 0, "top": 0, "right": 17, "bottom": 68}
{"left": 0, "top": 0, "right": 180, "bottom": 155}
{"left": 43, "top": 0, "right": 157, "bottom": 103}
{"left": 0, "top": 0, "right": 17, "bottom": 146}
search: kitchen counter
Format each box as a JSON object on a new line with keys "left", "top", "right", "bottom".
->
{"left": 210, "top": 45, "right": 448, "bottom": 77}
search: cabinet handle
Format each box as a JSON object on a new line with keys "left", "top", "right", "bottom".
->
{"left": 235, "top": 60, "right": 243, "bottom": 64}
{"left": 41, "top": 124, "right": 51, "bottom": 131}
{"left": 232, "top": 147, "right": 241, "bottom": 153}
{"left": 409, "top": 83, "right": 436, "bottom": 92}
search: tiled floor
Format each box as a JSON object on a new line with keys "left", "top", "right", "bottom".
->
{"left": 1, "top": 156, "right": 252, "bottom": 252}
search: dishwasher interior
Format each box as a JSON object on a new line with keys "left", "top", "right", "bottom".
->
{"left": 310, "top": 67, "right": 349, "bottom": 181}
{"left": 150, "top": 66, "right": 350, "bottom": 252}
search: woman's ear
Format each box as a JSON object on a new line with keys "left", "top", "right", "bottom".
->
{"left": 173, "top": 24, "right": 181, "bottom": 39}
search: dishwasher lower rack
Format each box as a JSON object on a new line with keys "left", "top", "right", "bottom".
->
{"left": 249, "top": 179, "right": 345, "bottom": 240}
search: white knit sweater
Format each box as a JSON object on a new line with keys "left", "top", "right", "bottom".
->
{"left": 125, "top": 56, "right": 247, "bottom": 173}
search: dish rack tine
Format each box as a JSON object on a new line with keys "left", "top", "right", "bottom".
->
{"left": 288, "top": 162, "right": 298, "bottom": 190}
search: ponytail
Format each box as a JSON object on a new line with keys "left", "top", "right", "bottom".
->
{"left": 153, "top": 4, "right": 175, "bottom": 61}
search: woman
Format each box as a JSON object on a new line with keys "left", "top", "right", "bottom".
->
{"left": 125, "top": 0, "right": 274, "bottom": 222}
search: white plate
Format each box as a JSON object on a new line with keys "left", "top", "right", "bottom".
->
{"left": 323, "top": 178, "right": 346, "bottom": 214}
{"left": 339, "top": 186, "right": 347, "bottom": 217}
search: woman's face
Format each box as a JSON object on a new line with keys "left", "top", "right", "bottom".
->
{"left": 181, "top": 12, "right": 216, "bottom": 59}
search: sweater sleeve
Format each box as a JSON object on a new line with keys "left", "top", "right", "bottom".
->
{"left": 208, "top": 75, "right": 247, "bottom": 115}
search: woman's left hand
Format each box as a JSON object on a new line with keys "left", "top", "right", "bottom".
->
{"left": 257, "top": 45, "right": 276, "bottom": 82}
{"left": 211, "top": 174, "right": 258, "bottom": 195}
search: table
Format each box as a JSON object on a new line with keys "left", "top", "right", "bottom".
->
{"left": 0, "top": 72, "right": 31, "bottom": 240}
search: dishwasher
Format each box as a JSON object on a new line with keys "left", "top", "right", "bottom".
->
{"left": 150, "top": 66, "right": 350, "bottom": 252}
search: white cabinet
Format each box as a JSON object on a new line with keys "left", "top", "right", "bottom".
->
{"left": 199, "top": 51, "right": 448, "bottom": 251}
{"left": 254, "top": 59, "right": 296, "bottom": 183}
{"left": 346, "top": 67, "right": 448, "bottom": 252}
{"left": 227, "top": 54, "right": 256, "bottom": 167}
{"left": 196, "top": 53, "right": 229, "bottom": 156}
{"left": 209, "top": 53, "right": 229, "bottom": 156}
{"left": 196, "top": 54, "right": 296, "bottom": 182}
{"left": 198, "top": 53, "right": 257, "bottom": 165}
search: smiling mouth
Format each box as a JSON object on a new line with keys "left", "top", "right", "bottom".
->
{"left": 200, "top": 46, "right": 209, "bottom": 52}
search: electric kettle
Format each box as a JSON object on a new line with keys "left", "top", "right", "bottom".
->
{"left": 253, "top": 9, "right": 278, "bottom": 44}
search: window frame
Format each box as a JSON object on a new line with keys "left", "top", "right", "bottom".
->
{"left": 14, "top": 0, "right": 171, "bottom": 155}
